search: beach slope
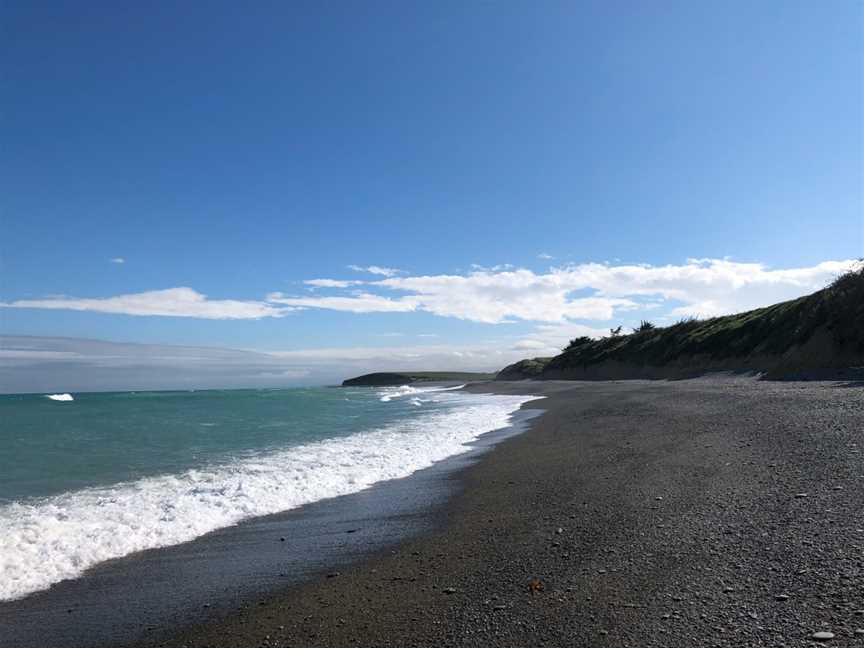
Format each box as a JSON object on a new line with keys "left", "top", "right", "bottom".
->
{"left": 152, "top": 377, "right": 864, "bottom": 647}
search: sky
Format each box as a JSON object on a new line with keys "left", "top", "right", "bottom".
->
{"left": 1, "top": 1, "right": 862, "bottom": 392}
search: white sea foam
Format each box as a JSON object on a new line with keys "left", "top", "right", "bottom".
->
{"left": 378, "top": 384, "right": 465, "bottom": 402}
{"left": 45, "top": 393, "right": 74, "bottom": 402}
{"left": 0, "top": 390, "right": 540, "bottom": 601}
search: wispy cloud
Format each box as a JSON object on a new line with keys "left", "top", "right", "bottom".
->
{"left": 110, "top": 257, "right": 125, "bottom": 264}
{"left": 267, "top": 292, "right": 416, "bottom": 314}
{"left": 283, "top": 258, "right": 856, "bottom": 323}
{"left": 514, "top": 322, "right": 613, "bottom": 354}
{"left": 0, "top": 336, "right": 312, "bottom": 392}
{"left": 537, "top": 253, "right": 554, "bottom": 260}
{"left": 470, "top": 263, "right": 514, "bottom": 272}
{"left": 4, "top": 259, "right": 855, "bottom": 326}
{"left": 0, "top": 336, "right": 515, "bottom": 393}
{"left": 304, "top": 279, "right": 363, "bottom": 288}
{"left": 347, "top": 265, "right": 402, "bottom": 277}
{"left": 1, "top": 288, "right": 291, "bottom": 320}
{"left": 549, "top": 258, "right": 854, "bottom": 318}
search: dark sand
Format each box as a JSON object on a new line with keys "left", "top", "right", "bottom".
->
{"left": 134, "top": 377, "right": 864, "bottom": 647}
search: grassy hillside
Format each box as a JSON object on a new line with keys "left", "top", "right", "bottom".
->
{"left": 495, "top": 357, "right": 553, "bottom": 380}
{"left": 342, "top": 371, "right": 496, "bottom": 387}
{"left": 509, "top": 265, "right": 864, "bottom": 381}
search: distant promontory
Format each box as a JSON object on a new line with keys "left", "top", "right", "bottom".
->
{"left": 342, "top": 372, "right": 496, "bottom": 387}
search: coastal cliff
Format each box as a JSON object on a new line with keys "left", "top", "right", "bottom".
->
{"left": 501, "top": 265, "right": 864, "bottom": 381}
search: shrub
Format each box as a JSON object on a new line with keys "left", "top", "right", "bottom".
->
{"left": 633, "top": 320, "right": 656, "bottom": 333}
{"left": 564, "top": 336, "right": 592, "bottom": 351}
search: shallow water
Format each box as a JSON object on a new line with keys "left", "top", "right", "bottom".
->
{"left": 0, "top": 385, "right": 538, "bottom": 601}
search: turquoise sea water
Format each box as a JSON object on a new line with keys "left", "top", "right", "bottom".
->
{"left": 0, "top": 384, "right": 538, "bottom": 601}
{"left": 0, "top": 387, "right": 449, "bottom": 503}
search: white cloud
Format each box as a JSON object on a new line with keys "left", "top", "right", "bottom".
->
{"left": 520, "top": 322, "right": 613, "bottom": 352}
{"left": 512, "top": 339, "right": 549, "bottom": 351}
{"left": 2, "top": 288, "right": 291, "bottom": 320}
{"left": 538, "top": 253, "right": 554, "bottom": 260}
{"left": 267, "top": 291, "right": 417, "bottom": 314}
{"left": 548, "top": 258, "right": 855, "bottom": 318}
{"left": 6, "top": 258, "right": 854, "bottom": 327}
{"left": 293, "top": 258, "right": 855, "bottom": 324}
{"left": 304, "top": 279, "right": 363, "bottom": 288}
{"left": 285, "top": 269, "right": 634, "bottom": 324}
{"left": 376, "top": 269, "right": 635, "bottom": 323}
{"left": 266, "top": 343, "right": 511, "bottom": 371}
{"left": 110, "top": 257, "right": 125, "bottom": 264}
{"left": 347, "top": 265, "right": 402, "bottom": 277}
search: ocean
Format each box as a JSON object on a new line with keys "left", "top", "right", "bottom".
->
{"left": 0, "top": 384, "right": 538, "bottom": 602}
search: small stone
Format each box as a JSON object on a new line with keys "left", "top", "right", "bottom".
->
{"left": 655, "top": 496, "right": 663, "bottom": 501}
{"left": 774, "top": 594, "right": 789, "bottom": 601}
{"left": 326, "top": 572, "right": 339, "bottom": 578}
{"left": 854, "top": 629, "right": 864, "bottom": 636}
{"left": 556, "top": 527, "right": 564, "bottom": 534}
{"left": 493, "top": 604, "right": 506, "bottom": 611}
{"left": 599, "top": 629, "right": 608, "bottom": 635}
{"left": 794, "top": 493, "right": 808, "bottom": 498}
{"left": 855, "top": 610, "right": 864, "bottom": 616}
{"left": 723, "top": 587, "right": 734, "bottom": 593}
{"left": 832, "top": 486, "right": 844, "bottom": 491}
{"left": 811, "top": 631, "right": 834, "bottom": 641}
{"left": 279, "top": 537, "right": 285, "bottom": 542}
{"left": 443, "top": 587, "right": 457, "bottom": 594}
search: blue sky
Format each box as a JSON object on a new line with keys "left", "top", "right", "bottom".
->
{"left": 1, "top": 1, "right": 862, "bottom": 390}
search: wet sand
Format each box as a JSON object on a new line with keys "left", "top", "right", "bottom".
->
{"left": 140, "top": 377, "right": 864, "bottom": 647}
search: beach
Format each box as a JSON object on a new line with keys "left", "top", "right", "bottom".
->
{"left": 130, "top": 377, "right": 864, "bottom": 647}
{"left": 4, "top": 377, "right": 862, "bottom": 647}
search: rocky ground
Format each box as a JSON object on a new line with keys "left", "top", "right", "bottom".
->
{"left": 151, "top": 377, "right": 864, "bottom": 648}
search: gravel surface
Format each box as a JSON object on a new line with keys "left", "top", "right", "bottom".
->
{"left": 151, "top": 377, "right": 864, "bottom": 648}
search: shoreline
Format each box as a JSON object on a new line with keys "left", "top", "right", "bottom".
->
{"left": 6, "top": 377, "right": 863, "bottom": 647}
{"left": 143, "top": 376, "right": 863, "bottom": 647}
{"left": 0, "top": 389, "right": 543, "bottom": 648}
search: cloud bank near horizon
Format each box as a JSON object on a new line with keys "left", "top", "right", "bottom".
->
{"left": 2, "top": 259, "right": 856, "bottom": 326}
{"left": 0, "top": 336, "right": 521, "bottom": 393}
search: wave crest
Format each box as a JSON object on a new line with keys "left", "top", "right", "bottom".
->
{"left": 0, "top": 391, "right": 539, "bottom": 601}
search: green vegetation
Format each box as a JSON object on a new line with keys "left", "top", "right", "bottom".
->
{"left": 495, "top": 357, "right": 553, "bottom": 380}
{"left": 348, "top": 266, "right": 864, "bottom": 385}
{"left": 342, "top": 371, "right": 496, "bottom": 387}
{"left": 543, "top": 264, "right": 864, "bottom": 377}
